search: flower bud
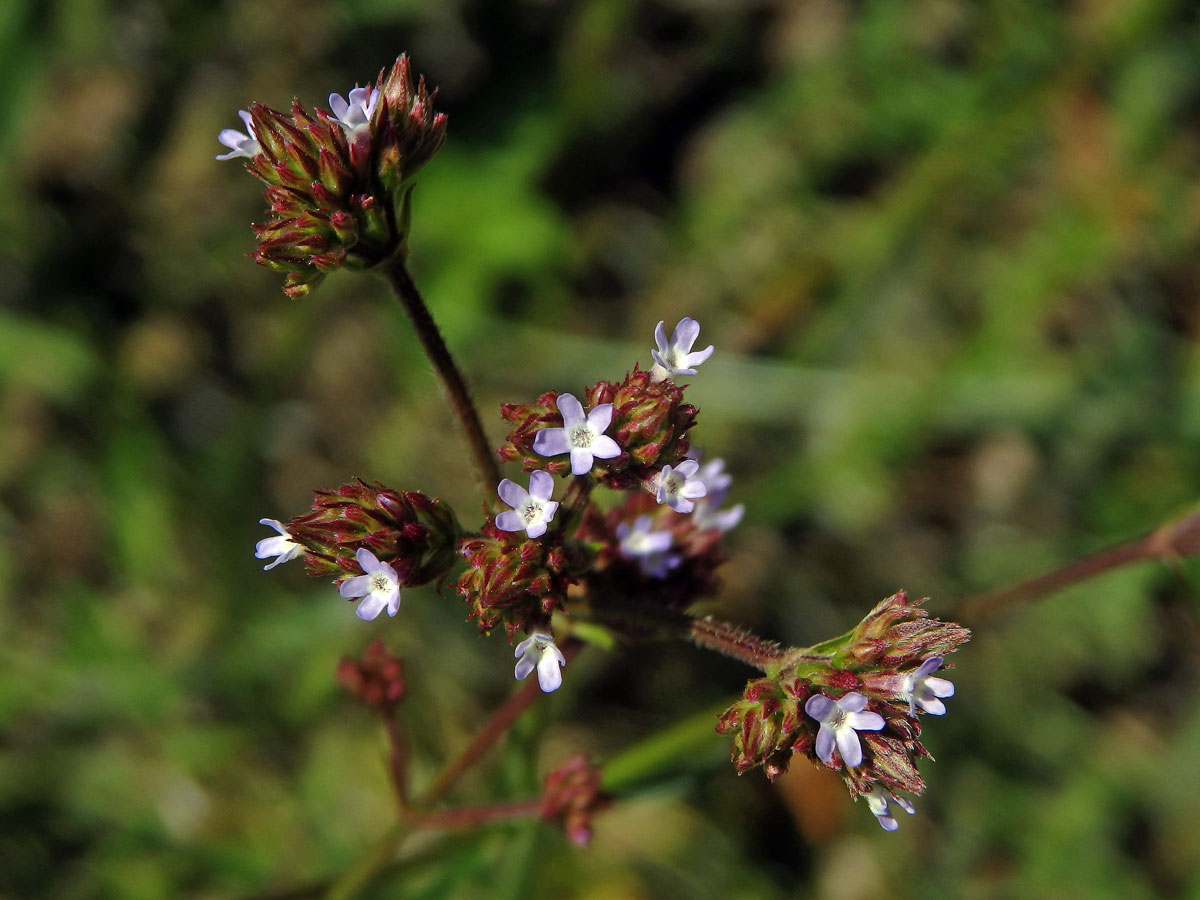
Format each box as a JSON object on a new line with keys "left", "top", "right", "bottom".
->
{"left": 539, "top": 755, "right": 609, "bottom": 847}
{"left": 455, "top": 523, "right": 581, "bottom": 639}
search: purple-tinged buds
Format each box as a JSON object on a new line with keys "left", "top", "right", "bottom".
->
{"left": 285, "top": 479, "right": 459, "bottom": 588}
{"left": 222, "top": 54, "right": 447, "bottom": 296}
{"left": 455, "top": 523, "right": 581, "bottom": 639}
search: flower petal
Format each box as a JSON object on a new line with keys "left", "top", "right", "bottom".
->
{"left": 835, "top": 727, "right": 864, "bottom": 768}
{"left": 917, "top": 697, "right": 946, "bottom": 716}
{"left": 514, "top": 656, "right": 535, "bottom": 682}
{"left": 569, "top": 447, "right": 593, "bottom": 476}
{"left": 915, "top": 656, "right": 944, "bottom": 678}
{"left": 328, "top": 92, "right": 349, "bottom": 120}
{"left": 590, "top": 435, "right": 621, "bottom": 460}
{"left": 586, "top": 403, "right": 613, "bottom": 434}
{"left": 528, "top": 470, "right": 555, "bottom": 501}
{"left": 838, "top": 692, "right": 868, "bottom": 713}
{"left": 672, "top": 317, "right": 701, "bottom": 352}
{"left": 525, "top": 521, "right": 547, "bottom": 539}
{"left": 355, "top": 547, "right": 382, "bottom": 573}
{"left": 338, "top": 574, "right": 372, "bottom": 598}
{"left": 532, "top": 427, "right": 569, "bottom": 457}
{"left": 926, "top": 676, "right": 955, "bottom": 698}
{"left": 654, "top": 320, "right": 668, "bottom": 353}
{"left": 495, "top": 510, "right": 525, "bottom": 532}
{"left": 683, "top": 345, "right": 714, "bottom": 368}
{"left": 536, "top": 653, "right": 564, "bottom": 692}
{"left": 556, "top": 393, "right": 585, "bottom": 427}
{"left": 385, "top": 587, "right": 402, "bottom": 617}
{"left": 514, "top": 636, "right": 535, "bottom": 658}
{"left": 355, "top": 592, "right": 389, "bottom": 621}
{"left": 849, "top": 711, "right": 885, "bottom": 732}
{"left": 805, "top": 694, "right": 834, "bottom": 721}
{"left": 815, "top": 725, "right": 835, "bottom": 763}
{"left": 497, "top": 478, "right": 528, "bottom": 509}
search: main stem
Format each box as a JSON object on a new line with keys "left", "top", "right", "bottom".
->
{"left": 383, "top": 256, "right": 502, "bottom": 505}
{"left": 960, "top": 505, "right": 1200, "bottom": 622}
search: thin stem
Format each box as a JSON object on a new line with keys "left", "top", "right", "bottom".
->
{"left": 383, "top": 716, "right": 409, "bottom": 811}
{"left": 585, "top": 602, "right": 783, "bottom": 672}
{"left": 382, "top": 257, "right": 502, "bottom": 505}
{"left": 408, "top": 798, "right": 543, "bottom": 830}
{"left": 960, "top": 504, "right": 1200, "bottom": 622}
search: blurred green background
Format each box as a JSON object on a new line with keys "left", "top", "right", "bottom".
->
{"left": 4, "top": 0, "right": 1200, "bottom": 897}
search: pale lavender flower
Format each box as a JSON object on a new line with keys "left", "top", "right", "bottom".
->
{"left": 495, "top": 471, "right": 559, "bottom": 539}
{"left": 902, "top": 656, "right": 955, "bottom": 716}
{"left": 651, "top": 317, "right": 714, "bottom": 377}
{"left": 255, "top": 518, "right": 304, "bottom": 570}
{"left": 863, "top": 785, "right": 915, "bottom": 831}
{"left": 654, "top": 460, "right": 707, "bottom": 514}
{"left": 690, "top": 456, "right": 745, "bottom": 532}
{"left": 328, "top": 86, "right": 379, "bottom": 140}
{"left": 216, "top": 110, "right": 260, "bottom": 161}
{"left": 514, "top": 632, "right": 566, "bottom": 692}
{"left": 805, "top": 691, "right": 885, "bottom": 768}
{"left": 532, "top": 393, "right": 621, "bottom": 476}
{"left": 338, "top": 548, "right": 402, "bottom": 621}
{"left": 617, "top": 514, "right": 681, "bottom": 579}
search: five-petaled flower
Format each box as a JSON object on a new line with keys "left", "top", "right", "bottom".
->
{"left": 902, "top": 656, "right": 955, "bottom": 716}
{"left": 255, "top": 518, "right": 305, "bottom": 570}
{"left": 215, "top": 110, "right": 260, "bottom": 161}
{"left": 328, "top": 86, "right": 378, "bottom": 142}
{"left": 651, "top": 317, "right": 714, "bottom": 377}
{"left": 495, "top": 471, "right": 560, "bottom": 539}
{"left": 617, "top": 514, "right": 681, "bottom": 579}
{"left": 532, "top": 393, "right": 621, "bottom": 476}
{"left": 805, "top": 691, "right": 885, "bottom": 768}
{"left": 690, "top": 456, "right": 745, "bottom": 532}
{"left": 338, "top": 548, "right": 402, "bottom": 621}
{"left": 863, "top": 785, "right": 915, "bottom": 831}
{"left": 654, "top": 460, "right": 707, "bottom": 514}
{"left": 514, "top": 632, "right": 566, "bottom": 692}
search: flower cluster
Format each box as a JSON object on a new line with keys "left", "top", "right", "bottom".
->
{"left": 218, "top": 55, "right": 446, "bottom": 297}
{"left": 337, "top": 639, "right": 407, "bottom": 714}
{"left": 716, "top": 591, "right": 968, "bottom": 830}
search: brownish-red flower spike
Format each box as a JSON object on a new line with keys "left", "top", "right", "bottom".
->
{"left": 540, "top": 755, "right": 610, "bottom": 846}
{"left": 337, "top": 639, "right": 407, "bottom": 715}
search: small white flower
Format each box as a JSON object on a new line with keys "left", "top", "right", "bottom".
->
{"left": 863, "top": 785, "right": 915, "bottom": 832}
{"left": 514, "top": 632, "right": 566, "bottom": 692}
{"left": 617, "top": 514, "right": 681, "bottom": 578}
{"left": 216, "top": 110, "right": 261, "bottom": 161}
{"left": 255, "top": 518, "right": 304, "bottom": 570}
{"left": 651, "top": 317, "right": 714, "bottom": 377}
{"left": 804, "top": 691, "right": 885, "bottom": 769}
{"left": 902, "top": 657, "right": 955, "bottom": 716}
{"left": 495, "top": 471, "right": 560, "bottom": 539}
{"left": 654, "top": 460, "right": 707, "bottom": 514}
{"left": 532, "top": 393, "right": 622, "bottom": 476}
{"left": 338, "top": 548, "right": 402, "bottom": 621}
{"left": 328, "top": 86, "right": 379, "bottom": 140}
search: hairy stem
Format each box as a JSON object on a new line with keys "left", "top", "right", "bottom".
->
{"left": 960, "top": 504, "right": 1200, "bottom": 622}
{"left": 586, "top": 602, "right": 783, "bottom": 672}
{"left": 382, "top": 257, "right": 501, "bottom": 505}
